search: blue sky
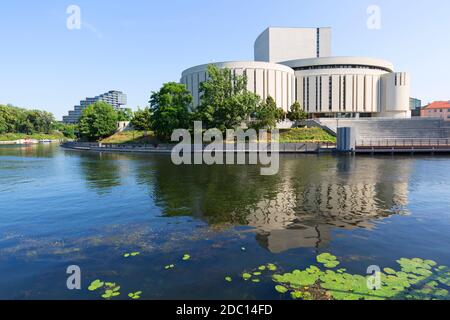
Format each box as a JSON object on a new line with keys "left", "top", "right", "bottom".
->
{"left": 1, "top": 0, "right": 449, "bottom": 119}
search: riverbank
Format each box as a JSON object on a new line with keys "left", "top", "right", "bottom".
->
{"left": 0, "top": 133, "right": 66, "bottom": 145}
{"left": 99, "top": 128, "right": 337, "bottom": 145}
{"left": 62, "top": 141, "right": 336, "bottom": 154}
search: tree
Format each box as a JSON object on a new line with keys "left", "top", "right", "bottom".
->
{"left": 131, "top": 107, "right": 152, "bottom": 131}
{"left": 117, "top": 108, "right": 133, "bottom": 121}
{"left": 78, "top": 101, "right": 118, "bottom": 141}
{"left": 194, "top": 65, "right": 260, "bottom": 131}
{"left": 0, "top": 112, "right": 7, "bottom": 134}
{"left": 150, "top": 82, "right": 192, "bottom": 140}
{"left": 53, "top": 122, "right": 78, "bottom": 139}
{"left": 287, "top": 101, "right": 308, "bottom": 122}
{"left": 250, "top": 96, "right": 285, "bottom": 131}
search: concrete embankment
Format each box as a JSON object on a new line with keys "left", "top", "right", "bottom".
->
{"left": 0, "top": 139, "right": 61, "bottom": 145}
{"left": 61, "top": 142, "right": 335, "bottom": 154}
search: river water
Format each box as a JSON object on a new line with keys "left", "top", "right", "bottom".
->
{"left": 0, "top": 144, "right": 449, "bottom": 299}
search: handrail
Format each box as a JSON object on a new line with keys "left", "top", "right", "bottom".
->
{"left": 357, "top": 138, "right": 450, "bottom": 147}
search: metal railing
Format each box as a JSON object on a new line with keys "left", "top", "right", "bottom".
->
{"left": 357, "top": 138, "right": 450, "bottom": 148}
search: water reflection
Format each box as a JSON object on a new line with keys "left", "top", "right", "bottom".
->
{"left": 140, "top": 154, "right": 411, "bottom": 253}
{"left": 76, "top": 152, "right": 127, "bottom": 194}
{"left": 72, "top": 151, "right": 412, "bottom": 253}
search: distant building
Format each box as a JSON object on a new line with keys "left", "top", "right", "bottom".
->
{"left": 421, "top": 101, "right": 450, "bottom": 121}
{"left": 410, "top": 98, "right": 422, "bottom": 117}
{"left": 62, "top": 90, "right": 127, "bottom": 123}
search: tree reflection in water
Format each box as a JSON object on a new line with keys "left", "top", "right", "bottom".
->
{"left": 133, "top": 154, "right": 412, "bottom": 253}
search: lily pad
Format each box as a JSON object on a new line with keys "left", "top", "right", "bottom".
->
{"left": 88, "top": 279, "right": 104, "bottom": 291}
{"left": 182, "top": 254, "right": 191, "bottom": 261}
{"left": 268, "top": 264, "right": 277, "bottom": 271}
{"left": 225, "top": 276, "right": 232, "bottom": 282}
{"left": 275, "top": 285, "right": 288, "bottom": 294}
{"left": 242, "top": 273, "right": 252, "bottom": 280}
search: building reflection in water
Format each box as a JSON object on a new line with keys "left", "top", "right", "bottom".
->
{"left": 246, "top": 156, "right": 411, "bottom": 253}
{"left": 74, "top": 152, "right": 412, "bottom": 253}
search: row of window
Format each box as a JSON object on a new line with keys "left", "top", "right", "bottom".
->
{"left": 293, "top": 64, "right": 391, "bottom": 73}
{"left": 301, "top": 75, "right": 377, "bottom": 113}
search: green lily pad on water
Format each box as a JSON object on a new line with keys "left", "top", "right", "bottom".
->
{"left": 242, "top": 273, "right": 252, "bottom": 280}
{"left": 268, "top": 264, "right": 277, "bottom": 271}
{"left": 275, "top": 285, "right": 288, "bottom": 294}
{"left": 225, "top": 276, "right": 232, "bottom": 282}
{"left": 182, "top": 254, "right": 191, "bottom": 261}
{"left": 88, "top": 279, "right": 104, "bottom": 291}
{"left": 165, "top": 264, "right": 175, "bottom": 270}
{"left": 128, "top": 291, "right": 142, "bottom": 300}
{"left": 317, "top": 253, "right": 340, "bottom": 268}
{"left": 124, "top": 252, "right": 140, "bottom": 258}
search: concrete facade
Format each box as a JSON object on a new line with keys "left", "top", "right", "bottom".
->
{"left": 180, "top": 26, "right": 411, "bottom": 119}
{"left": 63, "top": 90, "right": 128, "bottom": 124}
{"left": 181, "top": 61, "right": 296, "bottom": 111}
{"left": 254, "top": 27, "right": 332, "bottom": 63}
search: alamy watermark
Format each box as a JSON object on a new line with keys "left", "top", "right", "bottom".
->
{"left": 367, "top": 265, "right": 382, "bottom": 290}
{"left": 367, "top": 5, "right": 382, "bottom": 30}
{"left": 66, "top": 265, "right": 81, "bottom": 290}
{"left": 66, "top": 5, "right": 81, "bottom": 30}
{"left": 171, "top": 122, "right": 280, "bottom": 176}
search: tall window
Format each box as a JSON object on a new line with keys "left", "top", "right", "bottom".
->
{"left": 329, "top": 76, "right": 332, "bottom": 111}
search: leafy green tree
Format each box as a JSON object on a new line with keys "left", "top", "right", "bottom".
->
{"left": 131, "top": 107, "right": 153, "bottom": 131}
{"left": 117, "top": 108, "right": 133, "bottom": 121}
{"left": 78, "top": 101, "right": 118, "bottom": 141}
{"left": 194, "top": 65, "right": 260, "bottom": 131}
{"left": 250, "top": 96, "right": 285, "bottom": 131}
{"left": 0, "top": 113, "right": 7, "bottom": 134}
{"left": 150, "top": 82, "right": 192, "bottom": 140}
{"left": 287, "top": 101, "right": 308, "bottom": 122}
{"left": 52, "top": 122, "right": 78, "bottom": 139}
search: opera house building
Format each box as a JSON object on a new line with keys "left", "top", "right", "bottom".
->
{"left": 181, "top": 27, "right": 411, "bottom": 119}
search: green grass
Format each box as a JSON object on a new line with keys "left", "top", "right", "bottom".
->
{"left": 100, "top": 130, "right": 160, "bottom": 145}
{"left": 0, "top": 132, "right": 65, "bottom": 142}
{"left": 100, "top": 128, "right": 335, "bottom": 145}
{"left": 279, "top": 128, "right": 336, "bottom": 143}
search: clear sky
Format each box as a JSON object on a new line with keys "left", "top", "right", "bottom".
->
{"left": 1, "top": 0, "right": 449, "bottom": 119}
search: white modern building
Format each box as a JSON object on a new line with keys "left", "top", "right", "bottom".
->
{"left": 181, "top": 27, "right": 411, "bottom": 119}
{"left": 63, "top": 90, "right": 128, "bottom": 124}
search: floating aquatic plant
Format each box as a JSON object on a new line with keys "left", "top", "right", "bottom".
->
{"left": 128, "top": 291, "right": 142, "bottom": 300}
{"left": 267, "top": 254, "right": 450, "bottom": 300}
{"left": 124, "top": 252, "right": 140, "bottom": 258}
{"left": 88, "top": 280, "right": 121, "bottom": 300}
{"left": 275, "top": 285, "right": 288, "bottom": 294}
{"left": 165, "top": 264, "right": 175, "bottom": 270}
{"left": 88, "top": 279, "right": 104, "bottom": 291}
{"left": 225, "top": 276, "right": 232, "bottom": 282}
{"left": 317, "top": 253, "right": 340, "bottom": 268}
{"left": 182, "top": 254, "right": 191, "bottom": 261}
{"left": 268, "top": 264, "right": 277, "bottom": 271}
{"left": 242, "top": 273, "right": 252, "bottom": 280}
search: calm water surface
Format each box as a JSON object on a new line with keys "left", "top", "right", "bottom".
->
{"left": 0, "top": 144, "right": 449, "bottom": 299}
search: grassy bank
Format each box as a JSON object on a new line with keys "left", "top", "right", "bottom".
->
{"left": 100, "top": 130, "right": 159, "bottom": 145}
{"left": 101, "top": 128, "right": 336, "bottom": 145}
{"left": 0, "top": 132, "right": 66, "bottom": 142}
{"left": 279, "top": 128, "right": 336, "bottom": 143}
